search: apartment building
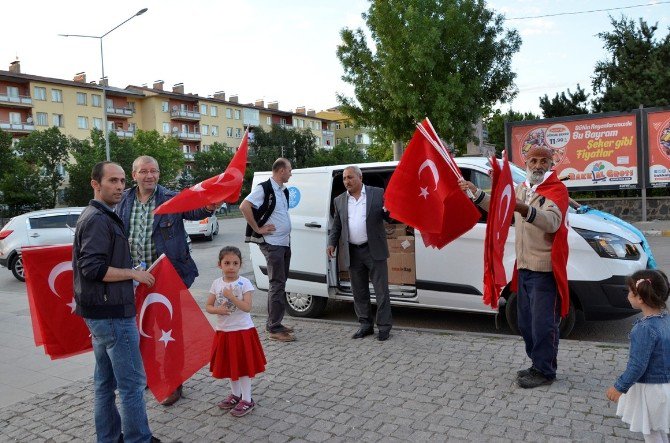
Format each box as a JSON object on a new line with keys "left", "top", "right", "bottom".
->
{"left": 0, "top": 61, "right": 335, "bottom": 166}
{"left": 316, "top": 107, "right": 371, "bottom": 150}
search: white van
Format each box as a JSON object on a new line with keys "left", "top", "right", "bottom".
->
{"left": 248, "top": 158, "right": 647, "bottom": 338}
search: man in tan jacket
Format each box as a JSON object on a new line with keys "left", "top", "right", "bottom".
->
{"left": 460, "top": 145, "right": 569, "bottom": 389}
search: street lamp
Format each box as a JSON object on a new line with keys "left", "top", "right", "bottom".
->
{"left": 59, "top": 8, "right": 148, "bottom": 161}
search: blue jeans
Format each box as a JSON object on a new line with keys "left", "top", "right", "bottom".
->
{"left": 517, "top": 269, "right": 560, "bottom": 379}
{"left": 84, "top": 317, "right": 152, "bottom": 443}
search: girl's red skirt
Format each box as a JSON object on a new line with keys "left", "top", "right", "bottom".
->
{"left": 210, "top": 328, "right": 266, "bottom": 380}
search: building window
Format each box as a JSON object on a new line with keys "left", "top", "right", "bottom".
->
{"left": 356, "top": 134, "right": 363, "bottom": 144}
{"left": 211, "top": 106, "right": 218, "bottom": 117}
{"left": 211, "top": 125, "right": 219, "bottom": 136}
{"left": 34, "top": 87, "right": 46, "bottom": 101}
{"left": 106, "top": 98, "right": 113, "bottom": 109}
{"left": 76, "top": 92, "right": 87, "bottom": 105}
{"left": 266, "top": 116, "right": 272, "bottom": 125}
{"left": 77, "top": 116, "right": 88, "bottom": 129}
{"left": 235, "top": 128, "right": 241, "bottom": 138}
{"left": 162, "top": 122, "right": 170, "bottom": 134}
{"left": 226, "top": 127, "right": 233, "bottom": 137}
{"left": 234, "top": 110, "right": 240, "bottom": 120}
{"left": 51, "top": 89, "right": 62, "bottom": 103}
{"left": 92, "top": 94, "right": 101, "bottom": 107}
{"left": 200, "top": 104, "right": 207, "bottom": 115}
{"left": 201, "top": 124, "right": 209, "bottom": 136}
{"left": 336, "top": 138, "right": 341, "bottom": 145}
{"left": 162, "top": 101, "right": 169, "bottom": 112}
{"left": 202, "top": 144, "right": 210, "bottom": 152}
{"left": 345, "top": 137, "right": 350, "bottom": 144}
{"left": 226, "top": 108, "right": 232, "bottom": 119}
{"left": 9, "top": 112, "right": 21, "bottom": 124}
{"left": 36, "top": 112, "right": 48, "bottom": 126}
{"left": 52, "top": 114, "right": 64, "bottom": 127}
{"left": 93, "top": 118, "right": 103, "bottom": 130}
{"left": 7, "top": 86, "right": 18, "bottom": 98}
{"left": 335, "top": 123, "right": 341, "bottom": 130}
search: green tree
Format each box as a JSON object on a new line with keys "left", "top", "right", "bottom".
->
{"left": 0, "top": 159, "right": 51, "bottom": 214}
{"left": 305, "top": 142, "right": 368, "bottom": 167}
{"left": 0, "top": 129, "right": 15, "bottom": 179}
{"left": 485, "top": 109, "right": 539, "bottom": 154}
{"left": 15, "top": 127, "right": 70, "bottom": 207}
{"left": 336, "top": 0, "right": 521, "bottom": 157}
{"left": 250, "top": 125, "right": 317, "bottom": 171}
{"left": 192, "top": 142, "right": 234, "bottom": 183}
{"left": 64, "top": 134, "right": 103, "bottom": 206}
{"left": 130, "top": 130, "right": 184, "bottom": 187}
{"left": 592, "top": 17, "right": 670, "bottom": 112}
{"left": 539, "top": 84, "right": 590, "bottom": 118}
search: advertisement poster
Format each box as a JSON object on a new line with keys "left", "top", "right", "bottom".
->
{"left": 646, "top": 109, "right": 670, "bottom": 187}
{"left": 508, "top": 114, "right": 639, "bottom": 190}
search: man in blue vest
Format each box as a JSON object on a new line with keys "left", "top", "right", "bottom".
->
{"left": 240, "top": 158, "right": 295, "bottom": 342}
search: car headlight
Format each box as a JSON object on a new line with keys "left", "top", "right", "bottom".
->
{"left": 573, "top": 228, "right": 640, "bottom": 260}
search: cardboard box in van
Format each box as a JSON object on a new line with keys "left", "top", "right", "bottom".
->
{"left": 388, "top": 236, "right": 415, "bottom": 254}
{"left": 388, "top": 252, "right": 416, "bottom": 285}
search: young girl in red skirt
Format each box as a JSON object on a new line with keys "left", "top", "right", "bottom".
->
{"left": 206, "top": 246, "right": 266, "bottom": 417}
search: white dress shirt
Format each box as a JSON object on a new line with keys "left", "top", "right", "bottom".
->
{"left": 347, "top": 187, "right": 368, "bottom": 245}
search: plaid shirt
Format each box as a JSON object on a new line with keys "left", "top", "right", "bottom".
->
{"left": 128, "top": 189, "right": 157, "bottom": 268}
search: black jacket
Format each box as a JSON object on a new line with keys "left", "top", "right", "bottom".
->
{"left": 73, "top": 200, "right": 135, "bottom": 319}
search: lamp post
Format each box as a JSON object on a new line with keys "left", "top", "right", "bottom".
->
{"left": 60, "top": 8, "right": 148, "bottom": 161}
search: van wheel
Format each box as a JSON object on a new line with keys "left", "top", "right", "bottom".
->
{"left": 505, "top": 292, "right": 577, "bottom": 339}
{"left": 285, "top": 293, "right": 327, "bottom": 318}
{"left": 10, "top": 255, "right": 25, "bottom": 282}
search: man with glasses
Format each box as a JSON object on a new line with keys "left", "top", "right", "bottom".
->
{"left": 117, "top": 155, "right": 218, "bottom": 406}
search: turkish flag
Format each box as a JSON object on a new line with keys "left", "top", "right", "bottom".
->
{"left": 154, "top": 130, "right": 249, "bottom": 214}
{"left": 135, "top": 255, "right": 215, "bottom": 402}
{"left": 22, "top": 244, "right": 93, "bottom": 359}
{"left": 482, "top": 156, "right": 515, "bottom": 309}
{"left": 385, "top": 119, "right": 480, "bottom": 249}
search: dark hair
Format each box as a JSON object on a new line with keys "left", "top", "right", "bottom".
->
{"left": 272, "top": 158, "right": 290, "bottom": 172}
{"left": 218, "top": 246, "right": 242, "bottom": 265}
{"left": 91, "top": 161, "right": 120, "bottom": 183}
{"left": 626, "top": 269, "right": 670, "bottom": 310}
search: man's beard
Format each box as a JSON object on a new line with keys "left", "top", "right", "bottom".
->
{"left": 526, "top": 169, "right": 546, "bottom": 186}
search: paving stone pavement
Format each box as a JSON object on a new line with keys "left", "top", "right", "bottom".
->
{"left": 0, "top": 318, "right": 643, "bottom": 442}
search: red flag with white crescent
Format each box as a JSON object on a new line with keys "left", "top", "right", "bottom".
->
{"left": 22, "top": 244, "right": 93, "bottom": 359}
{"left": 135, "top": 255, "right": 215, "bottom": 402}
{"left": 482, "top": 156, "right": 515, "bottom": 309}
{"left": 154, "top": 130, "right": 249, "bottom": 214}
{"left": 385, "top": 119, "right": 480, "bottom": 249}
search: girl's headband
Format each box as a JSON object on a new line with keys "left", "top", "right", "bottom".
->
{"left": 636, "top": 278, "right": 651, "bottom": 288}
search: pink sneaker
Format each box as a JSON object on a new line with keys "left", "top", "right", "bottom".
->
{"left": 230, "top": 399, "right": 255, "bottom": 417}
{"left": 217, "top": 394, "right": 240, "bottom": 410}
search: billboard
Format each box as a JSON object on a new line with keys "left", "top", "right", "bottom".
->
{"left": 507, "top": 113, "right": 640, "bottom": 190}
{"left": 646, "top": 108, "right": 670, "bottom": 187}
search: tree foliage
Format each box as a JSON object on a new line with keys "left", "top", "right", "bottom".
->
{"left": 539, "top": 84, "right": 590, "bottom": 118}
{"left": 336, "top": 0, "right": 521, "bottom": 152}
{"left": 305, "top": 142, "right": 368, "bottom": 167}
{"left": 15, "top": 127, "right": 70, "bottom": 207}
{"left": 592, "top": 17, "right": 670, "bottom": 112}
{"left": 250, "top": 125, "right": 317, "bottom": 171}
{"left": 485, "top": 109, "right": 539, "bottom": 154}
{"left": 191, "top": 142, "right": 234, "bottom": 183}
{"left": 130, "top": 130, "right": 184, "bottom": 188}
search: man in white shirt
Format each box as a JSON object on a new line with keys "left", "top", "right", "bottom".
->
{"left": 240, "top": 158, "right": 295, "bottom": 342}
{"left": 328, "top": 166, "right": 393, "bottom": 341}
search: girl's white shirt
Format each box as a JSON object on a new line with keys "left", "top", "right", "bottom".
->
{"left": 210, "top": 276, "right": 255, "bottom": 332}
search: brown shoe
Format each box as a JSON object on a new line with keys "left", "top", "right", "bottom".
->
{"left": 161, "top": 385, "right": 182, "bottom": 406}
{"left": 268, "top": 331, "right": 295, "bottom": 342}
{"left": 278, "top": 325, "right": 294, "bottom": 333}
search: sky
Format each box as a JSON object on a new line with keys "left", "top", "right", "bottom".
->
{"left": 1, "top": 0, "right": 668, "bottom": 116}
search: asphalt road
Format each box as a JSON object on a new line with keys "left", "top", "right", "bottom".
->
{"left": 186, "top": 216, "right": 670, "bottom": 344}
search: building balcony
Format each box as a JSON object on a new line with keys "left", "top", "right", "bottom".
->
{"left": 170, "top": 109, "right": 200, "bottom": 121}
{"left": 107, "top": 106, "right": 134, "bottom": 118}
{"left": 177, "top": 131, "right": 201, "bottom": 141}
{"left": 322, "top": 130, "right": 334, "bottom": 136}
{"left": 0, "top": 94, "right": 32, "bottom": 108}
{"left": 113, "top": 129, "right": 135, "bottom": 138}
{"left": 0, "top": 121, "right": 35, "bottom": 133}
{"left": 183, "top": 152, "right": 195, "bottom": 161}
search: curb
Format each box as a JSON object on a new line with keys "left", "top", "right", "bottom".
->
{"left": 640, "top": 230, "right": 670, "bottom": 237}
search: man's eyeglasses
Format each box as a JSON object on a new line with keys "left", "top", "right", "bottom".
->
{"left": 136, "top": 169, "right": 160, "bottom": 176}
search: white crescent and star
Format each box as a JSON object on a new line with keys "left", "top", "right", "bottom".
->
{"left": 496, "top": 184, "right": 513, "bottom": 241}
{"left": 191, "top": 172, "right": 226, "bottom": 193}
{"left": 48, "top": 261, "right": 77, "bottom": 313}
{"left": 138, "top": 293, "right": 175, "bottom": 348}
{"left": 418, "top": 160, "right": 440, "bottom": 199}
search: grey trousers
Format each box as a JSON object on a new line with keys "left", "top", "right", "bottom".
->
{"left": 348, "top": 244, "right": 392, "bottom": 333}
{"left": 259, "top": 243, "right": 291, "bottom": 333}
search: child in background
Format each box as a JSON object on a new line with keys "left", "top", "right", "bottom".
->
{"left": 206, "top": 246, "right": 266, "bottom": 417}
{"left": 606, "top": 270, "right": 670, "bottom": 443}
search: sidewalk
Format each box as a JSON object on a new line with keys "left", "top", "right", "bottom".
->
{"left": 0, "top": 317, "right": 641, "bottom": 442}
{"left": 632, "top": 219, "right": 670, "bottom": 237}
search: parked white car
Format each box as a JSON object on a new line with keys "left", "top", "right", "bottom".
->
{"left": 184, "top": 216, "right": 219, "bottom": 241}
{"left": 249, "top": 158, "right": 647, "bottom": 338}
{"left": 0, "top": 207, "right": 84, "bottom": 281}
